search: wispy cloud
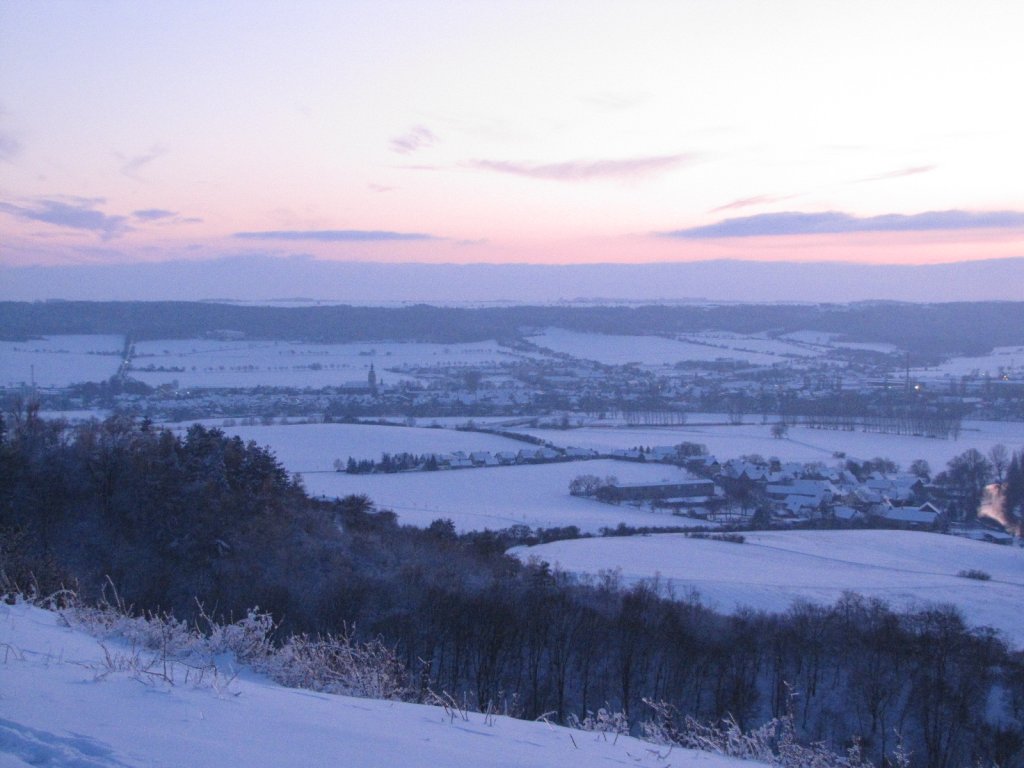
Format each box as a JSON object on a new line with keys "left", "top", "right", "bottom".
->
{"left": 710, "top": 194, "right": 796, "bottom": 213}
{"left": 855, "top": 165, "right": 936, "bottom": 183}
{"left": 663, "top": 209, "right": 1024, "bottom": 239}
{"left": 131, "top": 208, "right": 202, "bottom": 225}
{"left": 389, "top": 125, "right": 438, "bottom": 154}
{"left": 0, "top": 196, "right": 129, "bottom": 239}
{"left": 233, "top": 229, "right": 440, "bottom": 242}
{"left": 133, "top": 208, "right": 176, "bottom": 221}
{"left": 368, "top": 183, "right": 397, "bottom": 193}
{"left": 117, "top": 144, "right": 167, "bottom": 179}
{"left": 470, "top": 154, "right": 694, "bottom": 182}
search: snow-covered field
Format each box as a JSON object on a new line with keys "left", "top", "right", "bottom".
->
{"left": 131, "top": 338, "right": 537, "bottom": 388}
{"left": 302, "top": 459, "right": 710, "bottom": 532}
{"left": 530, "top": 329, "right": 793, "bottom": 366}
{"left": 512, "top": 530, "right": 1024, "bottom": 646}
{"left": 781, "top": 330, "right": 898, "bottom": 354}
{"left": 521, "top": 420, "right": 1024, "bottom": 471}
{"left": 183, "top": 422, "right": 536, "bottom": 472}
{"left": 915, "top": 345, "right": 1024, "bottom": 379}
{"left": 0, "top": 335, "right": 123, "bottom": 388}
{"left": 0, "top": 602, "right": 746, "bottom": 768}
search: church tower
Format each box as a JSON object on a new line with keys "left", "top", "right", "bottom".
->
{"left": 368, "top": 363, "right": 378, "bottom": 393}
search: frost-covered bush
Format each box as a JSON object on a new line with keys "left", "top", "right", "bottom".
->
{"left": 267, "top": 630, "right": 410, "bottom": 700}
{"left": 567, "top": 706, "right": 630, "bottom": 736}
{"left": 641, "top": 698, "right": 870, "bottom": 768}
{"left": 66, "top": 591, "right": 199, "bottom": 660}
{"left": 23, "top": 587, "right": 412, "bottom": 702}
{"left": 200, "top": 607, "right": 276, "bottom": 664}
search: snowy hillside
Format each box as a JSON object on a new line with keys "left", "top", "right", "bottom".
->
{"left": 0, "top": 602, "right": 753, "bottom": 768}
{"left": 512, "top": 530, "right": 1024, "bottom": 646}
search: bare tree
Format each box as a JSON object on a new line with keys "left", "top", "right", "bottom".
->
{"left": 988, "top": 444, "right": 1009, "bottom": 484}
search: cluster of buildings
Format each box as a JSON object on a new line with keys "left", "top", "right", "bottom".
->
{"left": 589, "top": 446, "right": 1003, "bottom": 537}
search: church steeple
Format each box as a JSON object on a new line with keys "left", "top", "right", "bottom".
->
{"left": 368, "top": 363, "right": 378, "bottom": 392}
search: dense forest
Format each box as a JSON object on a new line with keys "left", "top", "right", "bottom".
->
{"left": 2, "top": 408, "right": 1023, "bottom": 768}
{"left": 4, "top": 300, "right": 1024, "bottom": 358}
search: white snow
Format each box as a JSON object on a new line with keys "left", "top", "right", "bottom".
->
{"left": 914, "top": 345, "right": 1024, "bottom": 379}
{"left": 177, "top": 422, "right": 535, "bottom": 473}
{"left": 512, "top": 530, "right": 1024, "bottom": 646}
{"left": 530, "top": 329, "right": 790, "bottom": 366}
{"left": 781, "top": 330, "right": 898, "bottom": 354}
{"left": 0, "top": 602, "right": 751, "bottom": 768}
{"left": 0, "top": 335, "right": 123, "bottom": 388}
{"left": 130, "top": 338, "right": 540, "bottom": 388}
{"left": 519, "top": 420, "right": 1024, "bottom": 471}
{"left": 302, "top": 459, "right": 711, "bottom": 532}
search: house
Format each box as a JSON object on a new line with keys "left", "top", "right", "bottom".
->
{"left": 871, "top": 500, "right": 943, "bottom": 530}
{"left": 833, "top": 505, "right": 864, "bottom": 522}
{"left": 469, "top": 451, "right": 498, "bottom": 467}
{"left": 687, "top": 455, "right": 721, "bottom": 475}
{"left": 649, "top": 446, "right": 678, "bottom": 462}
{"left": 765, "top": 479, "right": 837, "bottom": 506}
{"left": 516, "top": 447, "right": 562, "bottom": 463}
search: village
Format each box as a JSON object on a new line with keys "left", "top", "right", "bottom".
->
{"left": 323, "top": 426, "right": 1018, "bottom": 544}
{"left": 31, "top": 327, "right": 1024, "bottom": 430}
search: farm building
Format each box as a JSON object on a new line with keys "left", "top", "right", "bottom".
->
{"left": 598, "top": 479, "right": 715, "bottom": 503}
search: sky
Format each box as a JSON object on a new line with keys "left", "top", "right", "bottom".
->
{"left": 2, "top": 0, "right": 1024, "bottom": 269}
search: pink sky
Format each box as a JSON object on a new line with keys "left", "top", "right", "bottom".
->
{"left": 1, "top": 1, "right": 1023, "bottom": 269}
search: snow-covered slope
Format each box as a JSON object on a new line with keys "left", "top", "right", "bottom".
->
{"left": 0, "top": 602, "right": 752, "bottom": 768}
{"left": 512, "top": 530, "right": 1024, "bottom": 646}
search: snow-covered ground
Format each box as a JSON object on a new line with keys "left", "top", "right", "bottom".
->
{"left": 512, "top": 530, "right": 1024, "bottom": 646}
{"left": 529, "top": 329, "right": 794, "bottom": 366}
{"left": 130, "top": 338, "right": 539, "bottom": 389}
{"left": 0, "top": 335, "right": 123, "bottom": 388}
{"left": 520, "top": 420, "right": 1024, "bottom": 471}
{"left": 302, "top": 459, "right": 710, "bottom": 532}
{"left": 780, "top": 330, "right": 899, "bottom": 354}
{"left": 527, "top": 328, "right": 894, "bottom": 369}
{"left": 185, "top": 420, "right": 1024, "bottom": 532}
{"left": 182, "top": 422, "right": 537, "bottom": 473}
{"left": 914, "top": 345, "right": 1024, "bottom": 379}
{"left": 0, "top": 602, "right": 748, "bottom": 768}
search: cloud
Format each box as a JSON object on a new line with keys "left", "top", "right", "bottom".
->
{"left": 663, "top": 210, "right": 1024, "bottom": 239}
{"left": 368, "top": 183, "right": 397, "bottom": 193}
{"left": 470, "top": 154, "right": 693, "bottom": 182}
{"left": 0, "top": 197, "right": 129, "bottom": 239}
{"left": 118, "top": 145, "right": 167, "bottom": 178}
{"left": 131, "top": 208, "right": 202, "bottom": 225}
{"left": 389, "top": 126, "right": 438, "bottom": 154}
{"left": 856, "top": 165, "right": 936, "bottom": 183}
{"left": 710, "top": 194, "right": 796, "bottom": 213}
{"left": 133, "top": 208, "right": 176, "bottom": 221}
{"left": 232, "top": 229, "right": 440, "bottom": 242}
